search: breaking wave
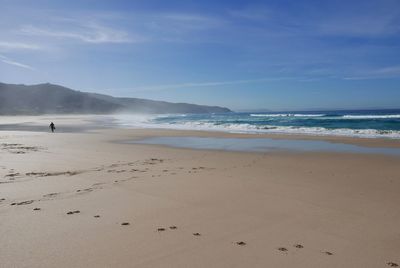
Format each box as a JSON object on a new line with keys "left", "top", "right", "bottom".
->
{"left": 111, "top": 113, "right": 400, "bottom": 139}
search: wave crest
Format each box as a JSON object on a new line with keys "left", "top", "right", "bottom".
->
{"left": 250, "top": 114, "right": 326, "bottom": 117}
{"left": 111, "top": 113, "right": 400, "bottom": 139}
{"left": 342, "top": 115, "right": 400, "bottom": 119}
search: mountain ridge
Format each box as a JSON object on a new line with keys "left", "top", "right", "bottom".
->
{"left": 0, "top": 82, "right": 232, "bottom": 115}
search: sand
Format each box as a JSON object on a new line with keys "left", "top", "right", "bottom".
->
{"left": 0, "top": 116, "right": 399, "bottom": 267}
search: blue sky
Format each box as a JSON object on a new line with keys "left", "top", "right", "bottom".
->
{"left": 0, "top": 0, "right": 399, "bottom": 111}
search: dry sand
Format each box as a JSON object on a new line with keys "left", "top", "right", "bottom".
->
{"left": 0, "top": 116, "right": 399, "bottom": 267}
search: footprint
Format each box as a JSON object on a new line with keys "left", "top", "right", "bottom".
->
{"left": 5, "top": 173, "right": 20, "bottom": 178}
{"left": 387, "top": 262, "right": 399, "bottom": 267}
{"left": 294, "top": 244, "right": 304, "bottom": 249}
{"left": 121, "top": 222, "right": 130, "bottom": 226}
{"left": 157, "top": 228, "right": 166, "bottom": 232}
{"left": 94, "top": 215, "right": 100, "bottom": 218}
{"left": 10, "top": 200, "right": 34, "bottom": 206}
{"left": 278, "top": 247, "right": 288, "bottom": 252}
{"left": 323, "top": 251, "right": 333, "bottom": 256}
{"left": 236, "top": 241, "right": 246, "bottom": 246}
{"left": 33, "top": 208, "right": 41, "bottom": 211}
{"left": 169, "top": 226, "right": 177, "bottom": 230}
{"left": 26, "top": 171, "right": 81, "bottom": 177}
{"left": 43, "top": 193, "right": 59, "bottom": 198}
{"left": 76, "top": 188, "right": 93, "bottom": 194}
{"left": 193, "top": 232, "right": 201, "bottom": 236}
{"left": 67, "top": 210, "right": 80, "bottom": 215}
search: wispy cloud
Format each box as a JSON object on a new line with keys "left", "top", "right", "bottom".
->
{"left": 229, "top": 7, "right": 272, "bottom": 21}
{"left": 0, "top": 41, "right": 41, "bottom": 51}
{"left": 343, "top": 66, "right": 400, "bottom": 80}
{"left": 20, "top": 22, "right": 139, "bottom": 44}
{"left": 374, "top": 66, "right": 400, "bottom": 76}
{"left": 0, "top": 54, "right": 35, "bottom": 70}
{"left": 318, "top": 14, "right": 400, "bottom": 37}
{"left": 143, "top": 12, "right": 226, "bottom": 39}
{"left": 121, "top": 77, "right": 299, "bottom": 92}
{"left": 16, "top": 12, "right": 223, "bottom": 46}
{"left": 161, "top": 13, "right": 224, "bottom": 27}
{"left": 229, "top": 4, "right": 400, "bottom": 38}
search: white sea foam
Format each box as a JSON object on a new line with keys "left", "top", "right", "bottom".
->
{"left": 250, "top": 113, "right": 326, "bottom": 117}
{"left": 111, "top": 114, "right": 400, "bottom": 139}
{"left": 342, "top": 114, "right": 400, "bottom": 119}
{"left": 167, "top": 122, "right": 400, "bottom": 139}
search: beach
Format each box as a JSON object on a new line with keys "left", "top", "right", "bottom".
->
{"left": 1, "top": 116, "right": 400, "bottom": 268}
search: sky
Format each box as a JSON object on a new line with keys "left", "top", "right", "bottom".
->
{"left": 0, "top": 0, "right": 400, "bottom": 111}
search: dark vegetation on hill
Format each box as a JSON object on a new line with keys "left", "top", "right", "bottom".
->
{"left": 0, "top": 82, "right": 231, "bottom": 115}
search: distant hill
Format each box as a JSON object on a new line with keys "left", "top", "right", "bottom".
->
{"left": 0, "top": 82, "right": 231, "bottom": 115}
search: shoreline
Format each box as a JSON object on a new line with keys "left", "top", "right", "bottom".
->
{"left": 0, "top": 121, "right": 399, "bottom": 267}
{"left": 113, "top": 127, "right": 400, "bottom": 149}
{"left": 1, "top": 115, "right": 400, "bottom": 149}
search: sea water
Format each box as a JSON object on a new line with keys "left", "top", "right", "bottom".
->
{"left": 113, "top": 109, "right": 400, "bottom": 139}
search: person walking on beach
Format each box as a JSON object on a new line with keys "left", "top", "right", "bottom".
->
{"left": 49, "top": 122, "right": 56, "bottom": 133}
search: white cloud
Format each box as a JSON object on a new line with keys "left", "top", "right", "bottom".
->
{"left": 124, "top": 77, "right": 298, "bottom": 92}
{"left": 0, "top": 41, "right": 41, "bottom": 51}
{"left": 20, "top": 23, "right": 139, "bottom": 44}
{"left": 229, "top": 7, "right": 272, "bottom": 21}
{"left": 229, "top": 4, "right": 400, "bottom": 38}
{"left": 144, "top": 13, "right": 226, "bottom": 36}
{"left": 0, "top": 54, "right": 35, "bottom": 70}
{"left": 161, "top": 13, "right": 223, "bottom": 26}
{"left": 343, "top": 66, "right": 400, "bottom": 80}
{"left": 15, "top": 12, "right": 223, "bottom": 46}
{"left": 374, "top": 66, "right": 400, "bottom": 75}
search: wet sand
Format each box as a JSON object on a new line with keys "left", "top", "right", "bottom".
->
{"left": 0, "top": 116, "right": 399, "bottom": 267}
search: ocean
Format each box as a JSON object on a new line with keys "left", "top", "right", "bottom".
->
{"left": 113, "top": 109, "right": 400, "bottom": 139}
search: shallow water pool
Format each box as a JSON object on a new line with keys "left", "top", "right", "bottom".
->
{"left": 130, "top": 136, "right": 400, "bottom": 157}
